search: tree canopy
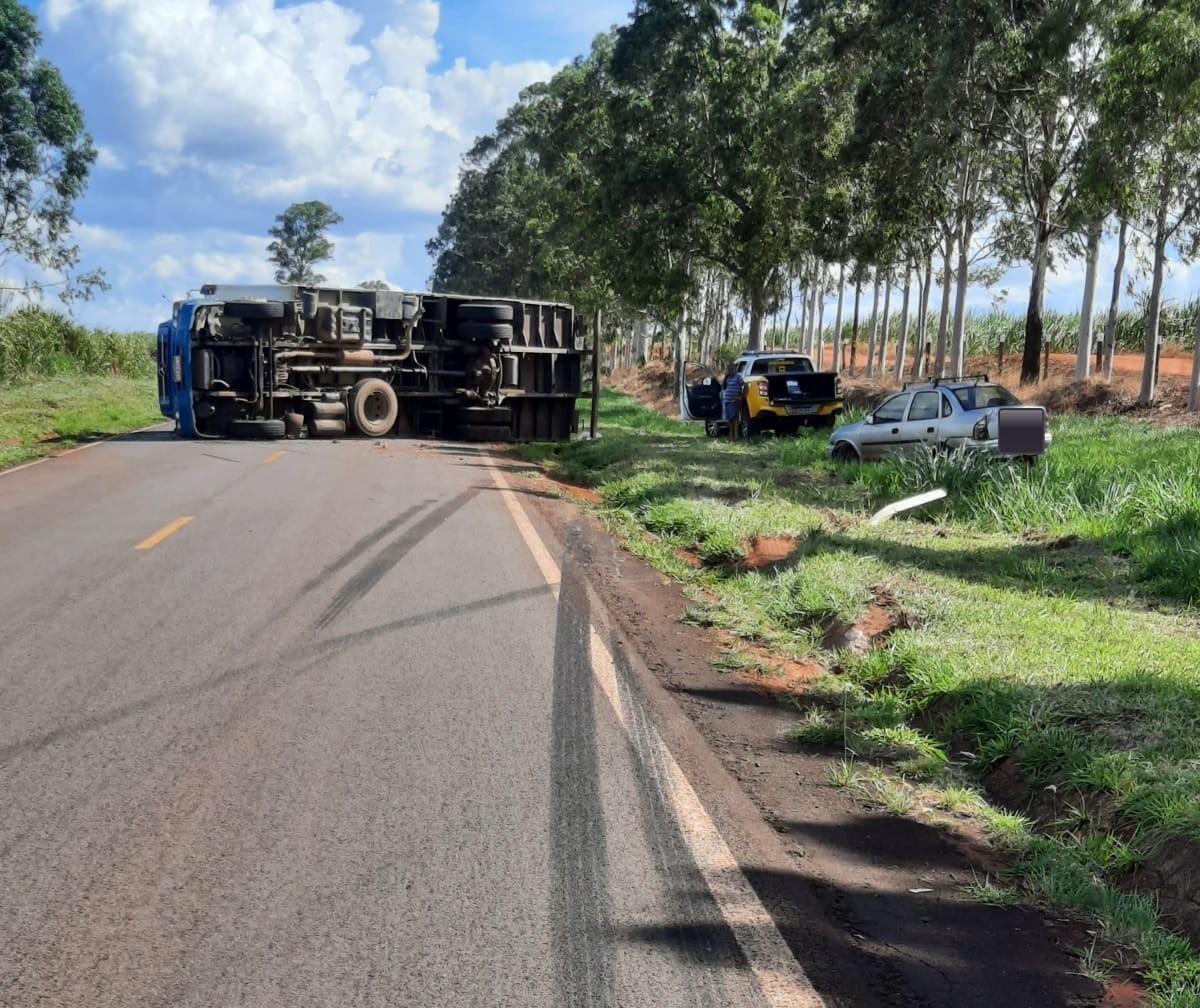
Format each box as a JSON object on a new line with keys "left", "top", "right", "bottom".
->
{"left": 0, "top": 0, "right": 101, "bottom": 301}
{"left": 267, "top": 201, "right": 343, "bottom": 285}
{"left": 429, "top": 0, "right": 1200, "bottom": 400}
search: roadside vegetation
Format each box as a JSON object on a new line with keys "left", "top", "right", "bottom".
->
{"left": 0, "top": 308, "right": 158, "bottom": 469}
{"left": 520, "top": 389, "right": 1200, "bottom": 1005}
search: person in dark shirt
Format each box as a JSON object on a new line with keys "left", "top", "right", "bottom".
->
{"left": 721, "top": 366, "right": 744, "bottom": 440}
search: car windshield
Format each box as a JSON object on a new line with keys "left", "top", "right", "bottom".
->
{"left": 952, "top": 383, "right": 1019, "bottom": 411}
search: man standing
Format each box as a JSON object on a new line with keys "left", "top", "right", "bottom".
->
{"left": 721, "top": 365, "right": 744, "bottom": 440}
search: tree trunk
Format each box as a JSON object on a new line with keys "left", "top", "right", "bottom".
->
{"left": 866, "top": 270, "right": 881, "bottom": 378}
{"left": 783, "top": 276, "right": 796, "bottom": 350}
{"left": 1189, "top": 299, "right": 1200, "bottom": 412}
{"left": 877, "top": 271, "right": 893, "bottom": 376}
{"left": 850, "top": 275, "right": 862, "bottom": 375}
{"left": 1140, "top": 222, "right": 1172, "bottom": 405}
{"left": 894, "top": 266, "right": 912, "bottom": 382}
{"left": 951, "top": 224, "right": 972, "bottom": 376}
{"left": 913, "top": 250, "right": 933, "bottom": 381}
{"left": 807, "top": 278, "right": 821, "bottom": 358}
{"left": 1102, "top": 218, "right": 1128, "bottom": 381}
{"left": 935, "top": 233, "right": 954, "bottom": 377}
{"left": 747, "top": 282, "right": 766, "bottom": 352}
{"left": 1075, "top": 222, "right": 1101, "bottom": 380}
{"left": 814, "top": 275, "right": 827, "bottom": 369}
{"left": 636, "top": 317, "right": 650, "bottom": 367}
{"left": 674, "top": 302, "right": 689, "bottom": 399}
{"left": 1021, "top": 205, "right": 1052, "bottom": 385}
{"left": 832, "top": 262, "right": 846, "bottom": 375}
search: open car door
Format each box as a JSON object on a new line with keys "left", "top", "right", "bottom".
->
{"left": 680, "top": 361, "right": 725, "bottom": 421}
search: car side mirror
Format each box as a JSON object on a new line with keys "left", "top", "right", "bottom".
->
{"left": 864, "top": 413, "right": 875, "bottom": 425}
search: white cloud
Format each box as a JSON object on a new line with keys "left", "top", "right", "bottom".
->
{"left": 151, "top": 255, "right": 183, "bottom": 281}
{"left": 94, "top": 146, "right": 125, "bottom": 170}
{"left": 45, "top": 0, "right": 557, "bottom": 212}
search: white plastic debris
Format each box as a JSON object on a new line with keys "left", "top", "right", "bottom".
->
{"left": 868, "top": 487, "right": 949, "bottom": 526}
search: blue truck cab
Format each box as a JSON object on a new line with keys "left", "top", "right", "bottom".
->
{"left": 158, "top": 297, "right": 222, "bottom": 437}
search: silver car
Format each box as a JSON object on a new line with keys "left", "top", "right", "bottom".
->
{"left": 827, "top": 376, "right": 1052, "bottom": 462}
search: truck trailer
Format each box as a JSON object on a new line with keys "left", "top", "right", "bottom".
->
{"left": 157, "top": 284, "right": 583, "bottom": 442}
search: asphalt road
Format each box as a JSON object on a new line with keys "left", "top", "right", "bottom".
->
{"left": 0, "top": 431, "right": 807, "bottom": 1008}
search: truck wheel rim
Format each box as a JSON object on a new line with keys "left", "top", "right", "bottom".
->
{"left": 364, "top": 392, "right": 387, "bottom": 422}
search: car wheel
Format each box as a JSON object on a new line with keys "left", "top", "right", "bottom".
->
{"left": 832, "top": 441, "right": 858, "bottom": 463}
{"left": 349, "top": 378, "right": 399, "bottom": 437}
{"left": 739, "top": 406, "right": 757, "bottom": 439}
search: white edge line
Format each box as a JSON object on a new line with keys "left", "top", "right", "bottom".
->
{"left": 484, "top": 456, "right": 826, "bottom": 1008}
{"left": 0, "top": 421, "right": 172, "bottom": 478}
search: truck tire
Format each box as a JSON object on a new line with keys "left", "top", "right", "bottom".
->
{"left": 459, "top": 424, "right": 512, "bottom": 443}
{"left": 458, "top": 322, "right": 513, "bottom": 342}
{"left": 227, "top": 418, "right": 286, "bottom": 439}
{"left": 349, "top": 378, "right": 398, "bottom": 437}
{"left": 457, "top": 405, "right": 512, "bottom": 425}
{"left": 459, "top": 303, "right": 514, "bottom": 323}
{"left": 309, "top": 418, "right": 346, "bottom": 437}
{"left": 223, "top": 300, "right": 285, "bottom": 320}
{"left": 739, "top": 406, "right": 758, "bottom": 438}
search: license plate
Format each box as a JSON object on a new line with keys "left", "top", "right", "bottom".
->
{"left": 786, "top": 404, "right": 817, "bottom": 415}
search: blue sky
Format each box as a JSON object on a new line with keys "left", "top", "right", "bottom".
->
{"left": 13, "top": 0, "right": 1200, "bottom": 333}
{"left": 18, "top": 0, "right": 629, "bottom": 330}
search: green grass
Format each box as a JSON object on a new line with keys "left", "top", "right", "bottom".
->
{"left": 0, "top": 375, "right": 161, "bottom": 469}
{"left": 516, "top": 387, "right": 1200, "bottom": 1005}
{"left": 0, "top": 308, "right": 162, "bottom": 469}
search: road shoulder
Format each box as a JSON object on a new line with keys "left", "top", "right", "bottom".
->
{"left": 501, "top": 457, "right": 1131, "bottom": 1008}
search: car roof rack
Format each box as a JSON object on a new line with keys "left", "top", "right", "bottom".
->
{"left": 902, "top": 373, "right": 989, "bottom": 391}
{"left": 932, "top": 373, "right": 989, "bottom": 387}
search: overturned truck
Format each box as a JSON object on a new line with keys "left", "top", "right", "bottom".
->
{"left": 157, "top": 284, "right": 583, "bottom": 442}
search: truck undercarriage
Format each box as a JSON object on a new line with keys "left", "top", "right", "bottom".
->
{"left": 159, "top": 285, "right": 582, "bottom": 443}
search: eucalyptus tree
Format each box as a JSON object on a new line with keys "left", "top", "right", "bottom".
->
{"left": 428, "top": 36, "right": 622, "bottom": 312}
{"left": 608, "top": 0, "right": 821, "bottom": 352}
{"left": 1092, "top": 0, "right": 1200, "bottom": 406}
{"left": 983, "top": 1, "right": 1117, "bottom": 384}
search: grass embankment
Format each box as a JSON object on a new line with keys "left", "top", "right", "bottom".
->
{"left": 521, "top": 391, "right": 1200, "bottom": 1005}
{"left": 0, "top": 309, "right": 159, "bottom": 469}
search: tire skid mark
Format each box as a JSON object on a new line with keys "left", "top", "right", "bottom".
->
{"left": 604, "top": 624, "right": 746, "bottom": 1004}
{"left": 550, "top": 545, "right": 617, "bottom": 1007}
{"left": 315, "top": 488, "right": 480, "bottom": 630}
{"left": 487, "top": 455, "right": 827, "bottom": 1008}
{"left": 0, "top": 584, "right": 549, "bottom": 768}
{"left": 300, "top": 500, "right": 434, "bottom": 595}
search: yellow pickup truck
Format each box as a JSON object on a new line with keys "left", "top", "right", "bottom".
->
{"left": 681, "top": 351, "right": 843, "bottom": 437}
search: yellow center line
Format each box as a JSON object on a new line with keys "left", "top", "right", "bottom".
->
{"left": 262, "top": 451, "right": 284, "bottom": 465}
{"left": 135, "top": 516, "right": 194, "bottom": 551}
